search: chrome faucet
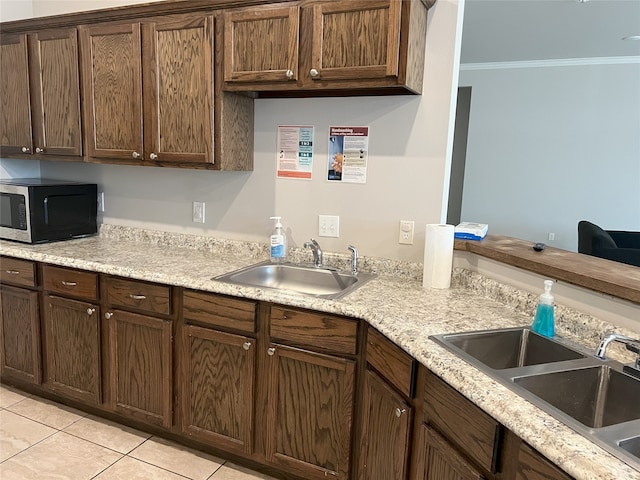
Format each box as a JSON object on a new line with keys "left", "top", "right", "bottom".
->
{"left": 304, "top": 239, "right": 323, "bottom": 268}
{"left": 595, "top": 333, "right": 640, "bottom": 370}
{"left": 347, "top": 245, "right": 358, "bottom": 275}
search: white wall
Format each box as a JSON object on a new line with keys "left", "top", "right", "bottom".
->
{"left": 17, "top": 0, "right": 465, "bottom": 263}
{"left": 459, "top": 60, "right": 640, "bottom": 251}
{"left": 0, "top": 0, "right": 32, "bottom": 21}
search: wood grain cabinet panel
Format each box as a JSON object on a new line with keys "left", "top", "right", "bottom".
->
{"left": 421, "top": 424, "right": 485, "bottom": 480}
{"left": 0, "top": 34, "right": 33, "bottom": 155}
{"left": 43, "top": 265, "right": 98, "bottom": 301}
{"left": 28, "top": 28, "right": 83, "bottom": 157}
{"left": 183, "top": 290, "right": 256, "bottom": 333}
{"left": 223, "top": 5, "right": 299, "bottom": 83}
{"left": 516, "top": 443, "right": 572, "bottom": 480}
{"left": 0, "top": 257, "right": 36, "bottom": 287}
{"left": 0, "top": 285, "right": 41, "bottom": 384}
{"left": 366, "top": 326, "right": 416, "bottom": 398}
{"left": 264, "top": 343, "right": 355, "bottom": 480}
{"left": 43, "top": 295, "right": 101, "bottom": 404}
{"left": 223, "top": 0, "right": 428, "bottom": 94}
{"left": 107, "top": 309, "right": 173, "bottom": 427}
{"left": 80, "top": 22, "right": 143, "bottom": 161}
{"left": 358, "top": 369, "right": 412, "bottom": 480}
{"left": 181, "top": 324, "right": 255, "bottom": 455}
{"left": 106, "top": 277, "right": 171, "bottom": 316}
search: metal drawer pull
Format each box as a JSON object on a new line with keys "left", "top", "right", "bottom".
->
{"left": 243, "top": 342, "right": 252, "bottom": 351}
{"left": 129, "top": 294, "right": 146, "bottom": 300}
{"left": 395, "top": 407, "right": 406, "bottom": 417}
{"left": 62, "top": 281, "right": 77, "bottom": 287}
{"left": 5, "top": 270, "right": 20, "bottom": 275}
{"left": 87, "top": 308, "right": 96, "bottom": 315}
{"left": 105, "top": 312, "right": 113, "bottom": 319}
{"left": 267, "top": 347, "right": 276, "bottom": 356}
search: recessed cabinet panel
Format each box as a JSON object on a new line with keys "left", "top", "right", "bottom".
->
{"left": 311, "top": 0, "right": 400, "bottom": 81}
{"left": 29, "top": 28, "right": 83, "bottom": 156}
{"left": 223, "top": 5, "right": 299, "bottom": 83}
{"left": 0, "top": 285, "right": 41, "bottom": 384}
{"left": 143, "top": 16, "right": 214, "bottom": 164}
{"left": 422, "top": 425, "right": 485, "bottom": 480}
{"left": 0, "top": 34, "right": 33, "bottom": 155}
{"left": 80, "top": 23, "right": 143, "bottom": 160}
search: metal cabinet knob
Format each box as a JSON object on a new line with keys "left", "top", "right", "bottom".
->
{"left": 87, "top": 308, "right": 96, "bottom": 315}
{"left": 395, "top": 407, "right": 406, "bottom": 418}
{"left": 132, "top": 151, "right": 140, "bottom": 159}
{"left": 35, "top": 147, "right": 44, "bottom": 153}
{"left": 105, "top": 312, "right": 113, "bottom": 319}
{"left": 243, "top": 342, "right": 252, "bottom": 351}
{"left": 267, "top": 347, "right": 276, "bottom": 356}
{"left": 149, "top": 153, "right": 158, "bottom": 160}
{"left": 310, "top": 68, "right": 319, "bottom": 78}
{"left": 21, "top": 147, "right": 29, "bottom": 153}
{"left": 285, "top": 69, "right": 294, "bottom": 79}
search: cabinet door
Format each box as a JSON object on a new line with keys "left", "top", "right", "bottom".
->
{"left": 28, "top": 28, "right": 82, "bottom": 157}
{"left": 0, "top": 286, "right": 41, "bottom": 384}
{"left": 43, "top": 295, "right": 101, "bottom": 405}
{"left": 265, "top": 343, "right": 355, "bottom": 480}
{"left": 0, "top": 33, "right": 33, "bottom": 155}
{"left": 80, "top": 23, "right": 143, "bottom": 161}
{"left": 422, "top": 425, "right": 485, "bottom": 480}
{"left": 181, "top": 324, "right": 255, "bottom": 455}
{"left": 358, "top": 369, "right": 412, "bottom": 480}
{"left": 310, "top": 0, "right": 401, "bottom": 82}
{"left": 107, "top": 309, "right": 172, "bottom": 427}
{"left": 223, "top": 5, "right": 299, "bottom": 84}
{"left": 142, "top": 15, "right": 214, "bottom": 164}
{"left": 516, "top": 442, "right": 572, "bottom": 480}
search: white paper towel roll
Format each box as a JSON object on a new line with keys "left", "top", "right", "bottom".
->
{"left": 422, "top": 224, "right": 455, "bottom": 289}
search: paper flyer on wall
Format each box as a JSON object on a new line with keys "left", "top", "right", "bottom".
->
{"left": 276, "top": 125, "right": 314, "bottom": 179}
{"left": 327, "top": 126, "right": 369, "bottom": 184}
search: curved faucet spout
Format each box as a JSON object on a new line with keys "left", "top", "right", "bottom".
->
{"left": 304, "top": 239, "right": 323, "bottom": 268}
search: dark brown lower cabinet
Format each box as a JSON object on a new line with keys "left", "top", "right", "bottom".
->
{"left": 516, "top": 442, "right": 572, "bottom": 480}
{"left": 181, "top": 324, "right": 255, "bottom": 455}
{"left": 358, "top": 368, "right": 412, "bottom": 480}
{"left": 0, "top": 285, "right": 41, "bottom": 384}
{"left": 107, "top": 309, "right": 172, "bottom": 427}
{"left": 422, "top": 424, "right": 485, "bottom": 480}
{"left": 43, "top": 295, "right": 101, "bottom": 404}
{"left": 264, "top": 343, "right": 355, "bottom": 480}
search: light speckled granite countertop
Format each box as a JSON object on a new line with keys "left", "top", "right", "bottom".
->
{"left": 1, "top": 225, "right": 639, "bottom": 480}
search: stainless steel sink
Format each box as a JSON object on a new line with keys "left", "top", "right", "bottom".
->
{"left": 214, "top": 261, "right": 375, "bottom": 299}
{"left": 441, "top": 328, "right": 586, "bottom": 369}
{"left": 431, "top": 327, "right": 640, "bottom": 470}
{"left": 513, "top": 365, "right": 640, "bottom": 428}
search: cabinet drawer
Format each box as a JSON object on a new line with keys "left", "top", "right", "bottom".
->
{"left": 424, "top": 370, "right": 502, "bottom": 474}
{"left": 183, "top": 290, "right": 256, "bottom": 333}
{"left": 106, "top": 277, "right": 171, "bottom": 316}
{"left": 1, "top": 257, "right": 36, "bottom": 287}
{"left": 366, "top": 327, "right": 416, "bottom": 398}
{"left": 269, "top": 306, "right": 358, "bottom": 355}
{"left": 43, "top": 265, "right": 98, "bottom": 300}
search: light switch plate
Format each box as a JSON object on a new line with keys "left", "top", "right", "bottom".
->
{"left": 192, "top": 201, "right": 205, "bottom": 223}
{"left": 319, "top": 215, "right": 339, "bottom": 237}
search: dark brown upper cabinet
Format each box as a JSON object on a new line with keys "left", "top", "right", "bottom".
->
{"left": 223, "top": 0, "right": 429, "bottom": 95}
{"left": 0, "top": 28, "right": 82, "bottom": 158}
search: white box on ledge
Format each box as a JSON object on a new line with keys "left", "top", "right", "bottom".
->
{"left": 454, "top": 222, "right": 488, "bottom": 241}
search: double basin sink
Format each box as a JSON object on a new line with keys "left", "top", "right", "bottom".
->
{"left": 431, "top": 327, "right": 640, "bottom": 470}
{"left": 214, "top": 260, "right": 375, "bottom": 299}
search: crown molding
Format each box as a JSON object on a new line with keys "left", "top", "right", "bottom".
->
{"left": 460, "top": 56, "right": 640, "bottom": 71}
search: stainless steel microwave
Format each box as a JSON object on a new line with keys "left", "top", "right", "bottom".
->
{"left": 0, "top": 179, "right": 98, "bottom": 244}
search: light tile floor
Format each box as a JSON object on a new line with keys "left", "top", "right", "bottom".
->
{"left": 0, "top": 384, "right": 277, "bottom": 480}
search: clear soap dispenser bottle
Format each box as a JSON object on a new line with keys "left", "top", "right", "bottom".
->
{"left": 270, "top": 216, "right": 287, "bottom": 263}
{"left": 531, "top": 279, "right": 555, "bottom": 337}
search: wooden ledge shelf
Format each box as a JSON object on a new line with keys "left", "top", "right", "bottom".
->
{"left": 454, "top": 235, "right": 640, "bottom": 304}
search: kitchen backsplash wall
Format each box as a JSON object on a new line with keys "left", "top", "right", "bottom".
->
{"left": 5, "top": 0, "right": 464, "bottom": 264}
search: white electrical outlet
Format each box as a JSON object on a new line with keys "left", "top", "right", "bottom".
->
{"left": 548, "top": 232, "right": 555, "bottom": 241}
{"left": 192, "top": 202, "right": 205, "bottom": 223}
{"left": 97, "top": 192, "right": 105, "bottom": 213}
{"left": 319, "top": 215, "right": 339, "bottom": 237}
{"left": 399, "top": 220, "right": 415, "bottom": 245}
